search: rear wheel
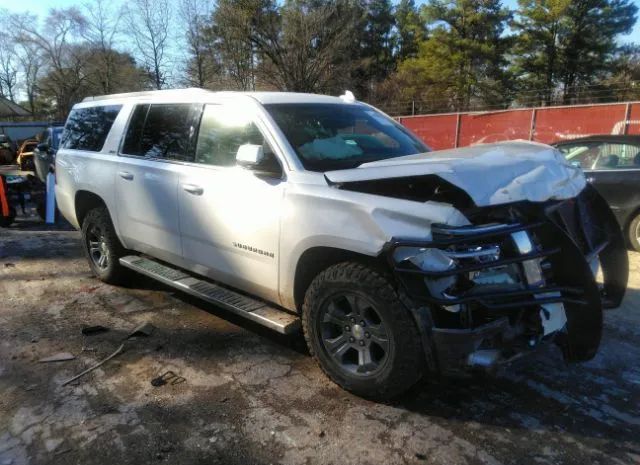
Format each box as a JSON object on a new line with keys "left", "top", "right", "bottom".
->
{"left": 302, "top": 262, "right": 425, "bottom": 399}
{"left": 628, "top": 213, "right": 640, "bottom": 252}
{"left": 81, "top": 206, "right": 128, "bottom": 284}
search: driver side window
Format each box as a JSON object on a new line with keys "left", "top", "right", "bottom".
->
{"left": 194, "top": 104, "right": 276, "bottom": 168}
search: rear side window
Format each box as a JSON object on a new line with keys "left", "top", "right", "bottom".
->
{"left": 61, "top": 105, "right": 122, "bottom": 152}
{"left": 121, "top": 103, "right": 202, "bottom": 161}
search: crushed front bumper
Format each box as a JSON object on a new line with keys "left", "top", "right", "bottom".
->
{"left": 384, "top": 185, "right": 628, "bottom": 374}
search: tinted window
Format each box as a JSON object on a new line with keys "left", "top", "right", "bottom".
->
{"left": 264, "top": 103, "right": 429, "bottom": 171}
{"left": 121, "top": 104, "right": 149, "bottom": 155}
{"left": 557, "top": 142, "right": 600, "bottom": 169}
{"left": 61, "top": 105, "right": 122, "bottom": 152}
{"left": 122, "top": 103, "right": 201, "bottom": 161}
{"left": 593, "top": 143, "right": 640, "bottom": 169}
{"left": 195, "top": 104, "right": 272, "bottom": 167}
{"left": 558, "top": 141, "right": 640, "bottom": 170}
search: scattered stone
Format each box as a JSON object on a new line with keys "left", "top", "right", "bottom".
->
{"left": 319, "top": 430, "right": 326, "bottom": 438}
{"left": 4, "top": 262, "right": 15, "bottom": 268}
{"left": 125, "top": 322, "right": 155, "bottom": 339}
{"left": 38, "top": 352, "right": 75, "bottom": 363}
{"left": 415, "top": 453, "right": 427, "bottom": 461}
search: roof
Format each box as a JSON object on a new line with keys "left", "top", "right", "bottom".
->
{"left": 553, "top": 134, "right": 640, "bottom": 145}
{"left": 239, "top": 92, "right": 347, "bottom": 105}
{"left": 82, "top": 88, "right": 350, "bottom": 105}
{"left": 0, "top": 96, "right": 30, "bottom": 118}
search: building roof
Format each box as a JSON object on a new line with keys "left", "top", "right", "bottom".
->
{"left": 0, "top": 96, "right": 30, "bottom": 117}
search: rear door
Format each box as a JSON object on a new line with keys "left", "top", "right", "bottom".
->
{"left": 177, "top": 103, "right": 285, "bottom": 303}
{"left": 115, "top": 103, "right": 202, "bottom": 263}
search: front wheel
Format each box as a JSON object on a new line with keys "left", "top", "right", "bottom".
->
{"left": 81, "top": 206, "right": 129, "bottom": 284}
{"left": 628, "top": 213, "right": 640, "bottom": 252}
{"left": 302, "top": 262, "right": 425, "bottom": 399}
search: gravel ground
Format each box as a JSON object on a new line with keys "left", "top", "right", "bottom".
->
{"left": 1, "top": 215, "right": 639, "bottom": 465}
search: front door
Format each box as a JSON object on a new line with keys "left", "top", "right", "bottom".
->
{"left": 178, "top": 104, "right": 285, "bottom": 303}
{"left": 116, "top": 103, "right": 202, "bottom": 263}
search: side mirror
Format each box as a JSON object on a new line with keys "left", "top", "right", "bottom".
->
{"left": 236, "top": 144, "right": 264, "bottom": 168}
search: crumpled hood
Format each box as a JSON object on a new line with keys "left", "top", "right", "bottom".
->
{"left": 324, "top": 140, "right": 586, "bottom": 207}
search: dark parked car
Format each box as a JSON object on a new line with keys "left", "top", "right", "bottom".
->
{"left": 34, "top": 125, "right": 64, "bottom": 182}
{"left": 0, "top": 134, "right": 15, "bottom": 164}
{"left": 554, "top": 135, "right": 640, "bottom": 251}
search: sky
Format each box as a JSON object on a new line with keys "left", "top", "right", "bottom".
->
{"left": 1, "top": 0, "right": 639, "bottom": 45}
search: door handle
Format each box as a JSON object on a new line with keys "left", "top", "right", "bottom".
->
{"left": 118, "top": 171, "right": 134, "bottom": 180}
{"left": 182, "top": 183, "right": 204, "bottom": 195}
{"left": 586, "top": 176, "right": 595, "bottom": 183}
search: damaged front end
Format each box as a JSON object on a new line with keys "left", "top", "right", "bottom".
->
{"left": 384, "top": 185, "right": 628, "bottom": 375}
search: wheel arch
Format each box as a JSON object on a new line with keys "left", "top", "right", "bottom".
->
{"left": 292, "top": 246, "right": 389, "bottom": 313}
{"left": 75, "top": 190, "right": 108, "bottom": 227}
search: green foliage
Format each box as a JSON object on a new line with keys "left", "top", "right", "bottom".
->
{"left": 511, "top": 0, "right": 638, "bottom": 106}
{"left": 391, "top": 0, "right": 513, "bottom": 112}
{"left": 395, "top": 0, "right": 426, "bottom": 60}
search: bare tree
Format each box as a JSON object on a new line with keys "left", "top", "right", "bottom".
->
{"left": 125, "top": 0, "right": 171, "bottom": 90}
{"left": 83, "top": 0, "right": 122, "bottom": 94}
{"left": 0, "top": 32, "right": 18, "bottom": 102}
{"left": 179, "top": 0, "right": 216, "bottom": 88}
{"left": 15, "top": 40, "right": 43, "bottom": 115}
{"left": 13, "top": 8, "right": 89, "bottom": 118}
{"left": 215, "top": 0, "right": 360, "bottom": 93}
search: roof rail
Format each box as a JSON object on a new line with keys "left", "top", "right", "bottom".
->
{"left": 82, "top": 87, "right": 212, "bottom": 102}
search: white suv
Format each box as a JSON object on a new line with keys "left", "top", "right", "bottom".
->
{"left": 55, "top": 88, "right": 628, "bottom": 398}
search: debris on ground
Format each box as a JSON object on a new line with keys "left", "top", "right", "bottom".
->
{"left": 61, "top": 343, "right": 125, "bottom": 386}
{"left": 38, "top": 352, "right": 75, "bottom": 363}
{"left": 150, "top": 370, "right": 186, "bottom": 387}
{"left": 81, "top": 325, "right": 109, "bottom": 336}
{"left": 125, "top": 322, "right": 155, "bottom": 340}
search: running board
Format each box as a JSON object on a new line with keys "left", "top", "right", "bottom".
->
{"left": 119, "top": 256, "right": 301, "bottom": 334}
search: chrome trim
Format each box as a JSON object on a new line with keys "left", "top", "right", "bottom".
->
{"left": 445, "top": 245, "right": 500, "bottom": 259}
{"left": 432, "top": 223, "right": 516, "bottom": 236}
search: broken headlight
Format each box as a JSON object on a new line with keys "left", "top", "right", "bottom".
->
{"left": 393, "top": 229, "right": 544, "bottom": 304}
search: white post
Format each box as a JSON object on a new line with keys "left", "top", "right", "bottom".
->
{"left": 45, "top": 172, "right": 56, "bottom": 224}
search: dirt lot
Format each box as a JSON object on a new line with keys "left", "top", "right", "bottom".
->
{"left": 1, "top": 216, "right": 639, "bottom": 465}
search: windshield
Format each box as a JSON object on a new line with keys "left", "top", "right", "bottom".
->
{"left": 264, "top": 103, "right": 429, "bottom": 171}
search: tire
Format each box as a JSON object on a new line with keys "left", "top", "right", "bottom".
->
{"left": 302, "top": 262, "right": 425, "bottom": 399}
{"left": 81, "top": 206, "right": 129, "bottom": 284}
{"left": 628, "top": 213, "right": 640, "bottom": 252}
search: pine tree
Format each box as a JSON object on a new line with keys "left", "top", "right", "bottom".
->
{"left": 395, "top": 0, "right": 512, "bottom": 111}
{"left": 394, "top": 0, "right": 426, "bottom": 60}
{"left": 561, "top": 0, "right": 637, "bottom": 103}
{"left": 512, "top": 0, "right": 638, "bottom": 105}
{"left": 510, "top": 0, "right": 570, "bottom": 106}
{"left": 351, "top": 0, "right": 397, "bottom": 100}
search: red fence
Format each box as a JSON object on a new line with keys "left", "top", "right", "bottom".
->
{"left": 398, "top": 101, "right": 640, "bottom": 151}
